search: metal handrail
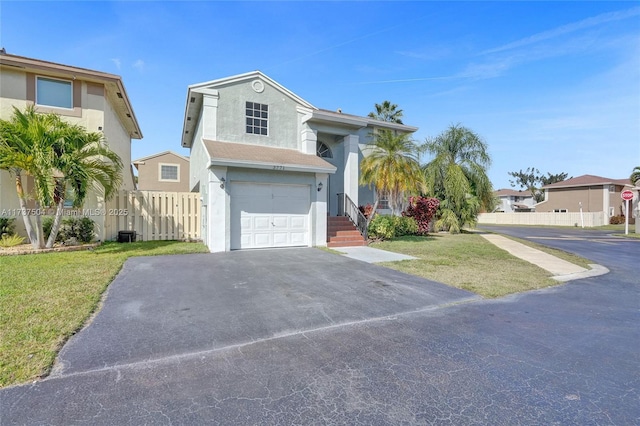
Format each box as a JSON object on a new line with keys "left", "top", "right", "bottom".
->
{"left": 337, "top": 193, "right": 368, "bottom": 241}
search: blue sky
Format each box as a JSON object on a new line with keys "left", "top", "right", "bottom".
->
{"left": 2, "top": 1, "right": 639, "bottom": 189}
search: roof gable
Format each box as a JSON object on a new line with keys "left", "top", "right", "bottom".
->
{"left": 494, "top": 188, "right": 531, "bottom": 197}
{"left": 0, "top": 52, "right": 142, "bottom": 139}
{"left": 133, "top": 150, "right": 189, "bottom": 164}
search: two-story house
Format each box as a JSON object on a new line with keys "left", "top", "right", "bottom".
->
{"left": 493, "top": 189, "right": 536, "bottom": 212}
{"left": 181, "top": 71, "right": 417, "bottom": 252}
{"left": 537, "top": 174, "right": 633, "bottom": 220}
{"left": 0, "top": 52, "right": 142, "bottom": 239}
{"left": 133, "top": 151, "right": 190, "bottom": 192}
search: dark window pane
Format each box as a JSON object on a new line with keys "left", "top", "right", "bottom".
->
{"left": 246, "top": 109, "right": 253, "bottom": 117}
{"left": 261, "top": 112, "right": 268, "bottom": 118}
{"left": 246, "top": 101, "right": 252, "bottom": 108}
{"left": 246, "top": 126, "right": 253, "bottom": 133}
{"left": 246, "top": 118, "right": 252, "bottom": 125}
{"left": 260, "top": 128, "right": 267, "bottom": 135}
{"left": 261, "top": 104, "right": 268, "bottom": 111}
{"left": 259, "top": 120, "right": 266, "bottom": 127}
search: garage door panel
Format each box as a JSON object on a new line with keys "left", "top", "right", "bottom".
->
{"left": 253, "top": 216, "right": 271, "bottom": 230}
{"left": 273, "top": 232, "right": 289, "bottom": 245}
{"left": 254, "top": 233, "right": 271, "bottom": 247}
{"left": 272, "top": 216, "right": 289, "bottom": 228}
{"left": 290, "top": 232, "right": 306, "bottom": 245}
{"left": 290, "top": 216, "right": 306, "bottom": 229}
{"left": 231, "top": 182, "right": 310, "bottom": 250}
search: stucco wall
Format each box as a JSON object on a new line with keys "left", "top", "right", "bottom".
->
{"left": 136, "top": 153, "right": 190, "bottom": 192}
{"left": 189, "top": 115, "right": 208, "bottom": 192}
{"left": 214, "top": 81, "right": 300, "bottom": 149}
{"left": 539, "top": 186, "right": 605, "bottom": 212}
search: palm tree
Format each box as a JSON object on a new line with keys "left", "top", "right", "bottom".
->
{"left": 46, "top": 123, "right": 123, "bottom": 247}
{"left": 0, "top": 106, "right": 62, "bottom": 248}
{"left": 423, "top": 124, "right": 493, "bottom": 233}
{"left": 360, "top": 129, "right": 424, "bottom": 216}
{"left": 631, "top": 166, "right": 640, "bottom": 186}
{"left": 0, "top": 106, "right": 123, "bottom": 249}
{"left": 368, "top": 101, "right": 404, "bottom": 124}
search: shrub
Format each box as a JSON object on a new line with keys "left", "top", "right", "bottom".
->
{"left": 368, "top": 215, "right": 418, "bottom": 240}
{"left": 0, "top": 217, "right": 15, "bottom": 236}
{"left": 43, "top": 216, "right": 96, "bottom": 244}
{"left": 402, "top": 196, "right": 440, "bottom": 234}
{"left": 610, "top": 215, "right": 625, "bottom": 225}
{"left": 0, "top": 234, "right": 25, "bottom": 248}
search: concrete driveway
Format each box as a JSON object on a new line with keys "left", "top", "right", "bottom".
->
{"left": 2, "top": 239, "right": 639, "bottom": 424}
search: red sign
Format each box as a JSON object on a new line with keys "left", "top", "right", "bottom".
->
{"left": 621, "top": 190, "right": 635, "bottom": 201}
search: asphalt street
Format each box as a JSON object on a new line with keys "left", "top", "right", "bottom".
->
{"left": 1, "top": 229, "right": 638, "bottom": 425}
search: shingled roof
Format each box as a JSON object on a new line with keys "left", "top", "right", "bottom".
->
{"left": 542, "top": 174, "right": 631, "bottom": 189}
{"left": 203, "top": 140, "right": 336, "bottom": 174}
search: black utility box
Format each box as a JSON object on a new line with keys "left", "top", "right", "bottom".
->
{"left": 118, "top": 231, "right": 136, "bottom": 243}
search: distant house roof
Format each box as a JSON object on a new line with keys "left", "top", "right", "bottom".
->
{"left": 542, "top": 174, "right": 632, "bottom": 189}
{"left": 0, "top": 52, "right": 142, "bottom": 139}
{"left": 513, "top": 203, "right": 532, "bottom": 209}
{"left": 202, "top": 140, "right": 337, "bottom": 174}
{"left": 494, "top": 188, "right": 531, "bottom": 197}
{"left": 132, "top": 150, "right": 189, "bottom": 168}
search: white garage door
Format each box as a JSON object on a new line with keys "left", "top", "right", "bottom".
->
{"left": 231, "top": 183, "right": 310, "bottom": 250}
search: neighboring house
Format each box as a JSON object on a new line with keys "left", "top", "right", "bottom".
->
{"left": 0, "top": 52, "right": 142, "bottom": 239}
{"left": 133, "top": 151, "right": 190, "bottom": 191}
{"left": 493, "top": 189, "right": 535, "bottom": 212}
{"left": 537, "top": 174, "right": 633, "bottom": 218}
{"left": 181, "top": 71, "right": 417, "bottom": 252}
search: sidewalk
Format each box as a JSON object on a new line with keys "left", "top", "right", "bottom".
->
{"left": 480, "top": 234, "right": 608, "bottom": 282}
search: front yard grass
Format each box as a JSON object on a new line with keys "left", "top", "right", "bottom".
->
{"left": 0, "top": 240, "right": 208, "bottom": 388}
{"left": 373, "top": 233, "right": 591, "bottom": 299}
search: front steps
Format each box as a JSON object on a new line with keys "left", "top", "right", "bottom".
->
{"left": 327, "top": 216, "right": 367, "bottom": 248}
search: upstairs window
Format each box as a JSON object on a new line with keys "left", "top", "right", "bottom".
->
{"left": 316, "top": 141, "right": 333, "bottom": 158}
{"left": 246, "top": 101, "right": 268, "bottom": 135}
{"left": 36, "top": 76, "right": 73, "bottom": 109}
{"left": 159, "top": 164, "right": 179, "bottom": 181}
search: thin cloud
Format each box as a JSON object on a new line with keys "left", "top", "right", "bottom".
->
{"left": 481, "top": 6, "right": 640, "bottom": 55}
{"left": 132, "top": 59, "right": 145, "bottom": 72}
{"left": 111, "top": 58, "right": 121, "bottom": 70}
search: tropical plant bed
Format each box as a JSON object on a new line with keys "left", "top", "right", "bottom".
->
{"left": 0, "top": 242, "right": 100, "bottom": 256}
{"left": 0, "top": 240, "right": 209, "bottom": 388}
{"left": 372, "top": 233, "right": 591, "bottom": 299}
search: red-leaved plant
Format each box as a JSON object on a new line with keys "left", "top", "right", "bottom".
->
{"left": 402, "top": 196, "right": 440, "bottom": 235}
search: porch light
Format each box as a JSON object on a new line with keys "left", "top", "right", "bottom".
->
{"left": 317, "top": 182, "right": 323, "bottom": 192}
{"left": 220, "top": 177, "right": 226, "bottom": 189}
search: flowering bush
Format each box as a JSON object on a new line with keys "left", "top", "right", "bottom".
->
{"left": 402, "top": 196, "right": 440, "bottom": 235}
{"left": 358, "top": 203, "right": 375, "bottom": 219}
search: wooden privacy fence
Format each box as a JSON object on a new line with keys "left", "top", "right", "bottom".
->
{"left": 478, "top": 212, "right": 606, "bottom": 227}
{"left": 104, "top": 190, "right": 201, "bottom": 241}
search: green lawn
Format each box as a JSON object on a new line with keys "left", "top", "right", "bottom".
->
{"left": 372, "top": 233, "right": 591, "bottom": 299}
{"left": 0, "top": 241, "right": 208, "bottom": 388}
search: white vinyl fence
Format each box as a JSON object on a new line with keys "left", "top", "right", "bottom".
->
{"left": 104, "top": 190, "right": 200, "bottom": 241}
{"left": 478, "top": 212, "right": 606, "bottom": 227}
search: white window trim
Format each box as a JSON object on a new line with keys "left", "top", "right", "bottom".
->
{"left": 245, "top": 101, "right": 269, "bottom": 136}
{"left": 36, "top": 75, "right": 74, "bottom": 110}
{"left": 158, "top": 163, "right": 180, "bottom": 182}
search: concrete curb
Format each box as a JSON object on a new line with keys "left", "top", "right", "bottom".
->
{"left": 552, "top": 264, "right": 610, "bottom": 282}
